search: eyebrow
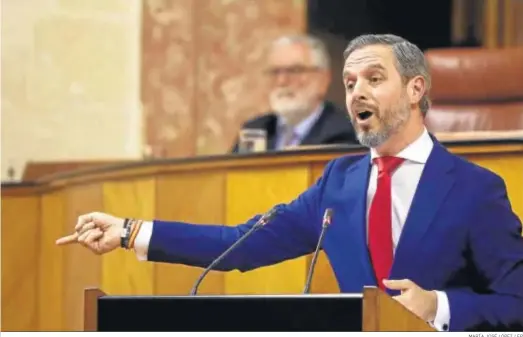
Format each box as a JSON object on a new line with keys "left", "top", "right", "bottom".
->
{"left": 343, "top": 63, "right": 386, "bottom": 78}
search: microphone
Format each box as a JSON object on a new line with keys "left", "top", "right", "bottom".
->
{"left": 303, "top": 208, "right": 333, "bottom": 294}
{"left": 189, "top": 207, "right": 278, "bottom": 295}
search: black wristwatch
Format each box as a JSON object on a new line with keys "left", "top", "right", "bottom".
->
{"left": 120, "top": 218, "right": 132, "bottom": 249}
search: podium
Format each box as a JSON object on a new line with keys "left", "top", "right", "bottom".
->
{"left": 84, "top": 287, "right": 436, "bottom": 332}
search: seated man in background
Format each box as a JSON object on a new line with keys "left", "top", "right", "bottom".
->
{"left": 232, "top": 34, "right": 358, "bottom": 152}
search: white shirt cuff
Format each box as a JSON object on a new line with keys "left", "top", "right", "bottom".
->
{"left": 432, "top": 290, "right": 450, "bottom": 331}
{"left": 133, "top": 221, "right": 153, "bottom": 261}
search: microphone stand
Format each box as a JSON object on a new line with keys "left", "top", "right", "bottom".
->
{"left": 190, "top": 208, "right": 277, "bottom": 295}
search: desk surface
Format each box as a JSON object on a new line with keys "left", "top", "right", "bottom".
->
{"left": 2, "top": 137, "right": 522, "bottom": 190}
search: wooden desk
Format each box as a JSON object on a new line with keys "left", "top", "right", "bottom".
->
{"left": 2, "top": 140, "right": 522, "bottom": 331}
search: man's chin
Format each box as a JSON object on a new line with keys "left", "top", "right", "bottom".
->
{"left": 273, "top": 104, "right": 310, "bottom": 119}
{"left": 357, "top": 130, "right": 390, "bottom": 148}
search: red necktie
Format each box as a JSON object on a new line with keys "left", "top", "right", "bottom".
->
{"left": 368, "top": 156, "right": 405, "bottom": 289}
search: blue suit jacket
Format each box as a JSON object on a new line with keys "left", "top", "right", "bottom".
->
{"left": 147, "top": 141, "right": 523, "bottom": 331}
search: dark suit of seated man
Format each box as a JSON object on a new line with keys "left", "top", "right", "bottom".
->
{"left": 231, "top": 35, "right": 358, "bottom": 152}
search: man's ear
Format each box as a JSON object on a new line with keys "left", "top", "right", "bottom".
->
{"left": 407, "top": 75, "right": 425, "bottom": 105}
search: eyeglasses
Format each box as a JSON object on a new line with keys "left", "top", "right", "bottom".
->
{"left": 264, "top": 65, "right": 320, "bottom": 77}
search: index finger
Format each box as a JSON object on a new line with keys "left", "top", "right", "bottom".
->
{"left": 383, "top": 279, "right": 415, "bottom": 290}
{"left": 55, "top": 233, "right": 79, "bottom": 245}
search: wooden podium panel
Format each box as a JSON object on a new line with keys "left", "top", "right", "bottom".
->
{"left": 1, "top": 191, "right": 40, "bottom": 331}
{"left": 39, "top": 190, "right": 66, "bottom": 331}
{"left": 2, "top": 139, "right": 522, "bottom": 330}
{"left": 83, "top": 287, "right": 435, "bottom": 331}
{"left": 362, "top": 287, "right": 435, "bottom": 331}
{"left": 62, "top": 184, "right": 104, "bottom": 331}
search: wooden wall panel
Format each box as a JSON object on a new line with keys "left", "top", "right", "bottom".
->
{"left": 155, "top": 172, "right": 226, "bottom": 295}
{"left": 62, "top": 184, "right": 103, "bottom": 331}
{"left": 309, "top": 161, "right": 340, "bottom": 293}
{"left": 483, "top": 0, "right": 499, "bottom": 48}
{"left": 512, "top": 0, "right": 523, "bottom": 46}
{"left": 311, "top": 162, "right": 327, "bottom": 183}
{"left": 480, "top": 0, "right": 523, "bottom": 47}
{"left": 1, "top": 195, "right": 40, "bottom": 331}
{"left": 101, "top": 179, "right": 155, "bottom": 295}
{"left": 225, "top": 166, "right": 310, "bottom": 294}
{"left": 502, "top": 0, "right": 515, "bottom": 46}
{"left": 38, "top": 190, "right": 65, "bottom": 331}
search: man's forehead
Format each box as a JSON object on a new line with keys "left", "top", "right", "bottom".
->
{"left": 343, "top": 45, "right": 394, "bottom": 71}
{"left": 269, "top": 42, "right": 312, "bottom": 64}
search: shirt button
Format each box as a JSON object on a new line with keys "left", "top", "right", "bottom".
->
{"left": 442, "top": 324, "right": 449, "bottom": 331}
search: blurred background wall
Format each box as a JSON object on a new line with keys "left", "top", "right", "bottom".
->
{"left": 1, "top": 0, "right": 306, "bottom": 181}
{"left": 1, "top": 0, "right": 143, "bottom": 180}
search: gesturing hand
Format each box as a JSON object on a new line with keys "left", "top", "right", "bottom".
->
{"left": 383, "top": 279, "right": 438, "bottom": 322}
{"left": 55, "top": 212, "right": 124, "bottom": 255}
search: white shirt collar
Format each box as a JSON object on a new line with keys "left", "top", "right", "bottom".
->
{"left": 370, "top": 127, "right": 433, "bottom": 164}
{"left": 277, "top": 102, "right": 324, "bottom": 138}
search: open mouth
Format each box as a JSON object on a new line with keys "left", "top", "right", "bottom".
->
{"left": 357, "top": 111, "right": 374, "bottom": 121}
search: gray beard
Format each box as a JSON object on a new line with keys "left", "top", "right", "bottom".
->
{"left": 357, "top": 129, "right": 392, "bottom": 148}
{"left": 355, "top": 107, "right": 409, "bottom": 148}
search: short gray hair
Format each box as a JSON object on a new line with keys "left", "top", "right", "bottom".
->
{"left": 343, "top": 34, "right": 431, "bottom": 116}
{"left": 272, "top": 34, "right": 330, "bottom": 69}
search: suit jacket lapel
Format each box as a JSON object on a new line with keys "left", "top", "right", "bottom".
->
{"left": 328, "top": 155, "right": 377, "bottom": 285}
{"left": 300, "top": 106, "right": 329, "bottom": 145}
{"left": 389, "top": 142, "right": 456, "bottom": 288}
{"left": 264, "top": 115, "right": 278, "bottom": 150}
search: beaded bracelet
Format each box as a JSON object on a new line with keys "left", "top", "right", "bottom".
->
{"left": 128, "top": 220, "right": 143, "bottom": 250}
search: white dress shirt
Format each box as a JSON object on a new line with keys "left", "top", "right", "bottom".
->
{"left": 274, "top": 103, "right": 324, "bottom": 149}
{"left": 367, "top": 127, "right": 449, "bottom": 331}
{"left": 133, "top": 127, "right": 450, "bottom": 331}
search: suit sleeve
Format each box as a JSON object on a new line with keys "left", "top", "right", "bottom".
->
{"left": 446, "top": 174, "right": 523, "bottom": 331}
{"left": 230, "top": 138, "right": 240, "bottom": 153}
{"left": 145, "top": 160, "right": 336, "bottom": 272}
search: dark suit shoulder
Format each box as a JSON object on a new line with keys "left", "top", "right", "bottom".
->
{"left": 451, "top": 151, "right": 506, "bottom": 188}
{"left": 241, "top": 113, "right": 277, "bottom": 130}
{"left": 316, "top": 152, "right": 368, "bottom": 182}
{"left": 331, "top": 152, "right": 368, "bottom": 170}
{"left": 304, "top": 101, "right": 358, "bottom": 145}
{"left": 430, "top": 142, "right": 507, "bottom": 199}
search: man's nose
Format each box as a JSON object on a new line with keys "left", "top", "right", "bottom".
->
{"left": 352, "top": 81, "right": 368, "bottom": 100}
{"left": 351, "top": 81, "right": 369, "bottom": 101}
{"left": 274, "top": 72, "right": 291, "bottom": 86}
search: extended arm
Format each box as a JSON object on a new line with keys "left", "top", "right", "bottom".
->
{"left": 135, "top": 161, "right": 336, "bottom": 272}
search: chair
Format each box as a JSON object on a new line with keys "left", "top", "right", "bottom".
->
{"left": 424, "top": 47, "right": 523, "bottom": 132}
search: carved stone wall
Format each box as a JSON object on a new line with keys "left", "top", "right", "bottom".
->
{"left": 141, "top": 0, "right": 307, "bottom": 157}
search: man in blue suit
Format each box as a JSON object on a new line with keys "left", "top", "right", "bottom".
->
{"left": 57, "top": 34, "right": 523, "bottom": 331}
